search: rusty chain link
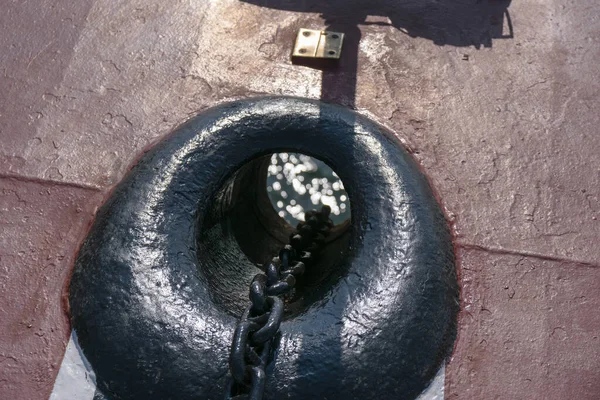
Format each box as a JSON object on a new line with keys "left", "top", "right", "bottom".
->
{"left": 224, "top": 205, "right": 334, "bottom": 400}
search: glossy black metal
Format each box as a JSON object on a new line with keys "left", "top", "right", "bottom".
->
{"left": 227, "top": 206, "right": 333, "bottom": 399}
{"left": 231, "top": 321, "right": 253, "bottom": 382}
{"left": 69, "top": 96, "right": 459, "bottom": 400}
{"left": 251, "top": 297, "right": 284, "bottom": 344}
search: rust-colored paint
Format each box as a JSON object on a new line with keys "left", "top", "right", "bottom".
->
{"left": 447, "top": 248, "right": 600, "bottom": 399}
{"left": 0, "top": 178, "right": 103, "bottom": 399}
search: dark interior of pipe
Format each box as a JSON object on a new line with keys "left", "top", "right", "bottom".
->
{"left": 197, "top": 154, "right": 352, "bottom": 319}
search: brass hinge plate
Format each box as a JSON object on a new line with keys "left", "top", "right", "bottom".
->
{"left": 292, "top": 29, "right": 344, "bottom": 60}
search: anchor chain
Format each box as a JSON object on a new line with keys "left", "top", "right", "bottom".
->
{"left": 225, "top": 205, "right": 334, "bottom": 400}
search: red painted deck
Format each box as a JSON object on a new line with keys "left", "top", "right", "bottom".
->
{"left": 1, "top": 0, "right": 598, "bottom": 399}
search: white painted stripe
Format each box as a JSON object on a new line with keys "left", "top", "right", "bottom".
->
{"left": 49, "top": 330, "right": 445, "bottom": 400}
{"left": 417, "top": 363, "right": 446, "bottom": 400}
{"left": 49, "top": 330, "right": 97, "bottom": 400}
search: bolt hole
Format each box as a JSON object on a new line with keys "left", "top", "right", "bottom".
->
{"left": 302, "top": 31, "right": 311, "bottom": 37}
{"left": 328, "top": 50, "right": 336, "bottom": 55}
{"left": 332, "top": 34, "right": 339, "bottom": 39}
{"left": 299, "top": 48, "right": 307, "bottom": 54}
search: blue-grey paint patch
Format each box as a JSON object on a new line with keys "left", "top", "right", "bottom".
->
{"left": 50, "top": 330, "right": 447, "bottom": 399}
{"left": 49, "top": 330, "right": 96, "bottom": 400}
{"left": 417, "top": 364, "right": 446, "bottom": 400}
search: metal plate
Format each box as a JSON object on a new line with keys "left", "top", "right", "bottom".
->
{"left": 292, "top": 28, "right": 344, "bottom": 59}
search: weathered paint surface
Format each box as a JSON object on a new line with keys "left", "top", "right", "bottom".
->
{"left": 1, "top": 0, "right": 599, "bottom": 399}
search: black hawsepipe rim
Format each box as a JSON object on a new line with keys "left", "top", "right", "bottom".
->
{"left": 69, "top": 96, "right": 459, "bottom": 400}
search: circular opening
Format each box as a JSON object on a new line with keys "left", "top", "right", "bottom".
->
{"left": 302, "top": 31, "right": 311, "bottom": 37}
{"left": 298, "top": 48, "right": 307, "bottom": 54}
{"left": 196, "top": 153, "right": 352, "bottom": 319}
{"left": 266, "top": 153, "right": 350, "bottom": 226}
{"left": 332, "top": 34, "right": 339, "bottom": 39}
{"left": 328, "top": 50, "right": 336, "bottom": 55}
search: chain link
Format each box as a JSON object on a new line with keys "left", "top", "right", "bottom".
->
{"left": 224, "top": 206, "right": 334, "bottom": 400}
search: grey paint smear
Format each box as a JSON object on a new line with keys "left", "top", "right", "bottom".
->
{"left": 49, "top": 332, "right": 446, "bottom": 399}
{"left": 417, "top": 364, "right": 446, "bottom": 400}
{"left": 49, "top": 331, "right": 96, "bottom": 400}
